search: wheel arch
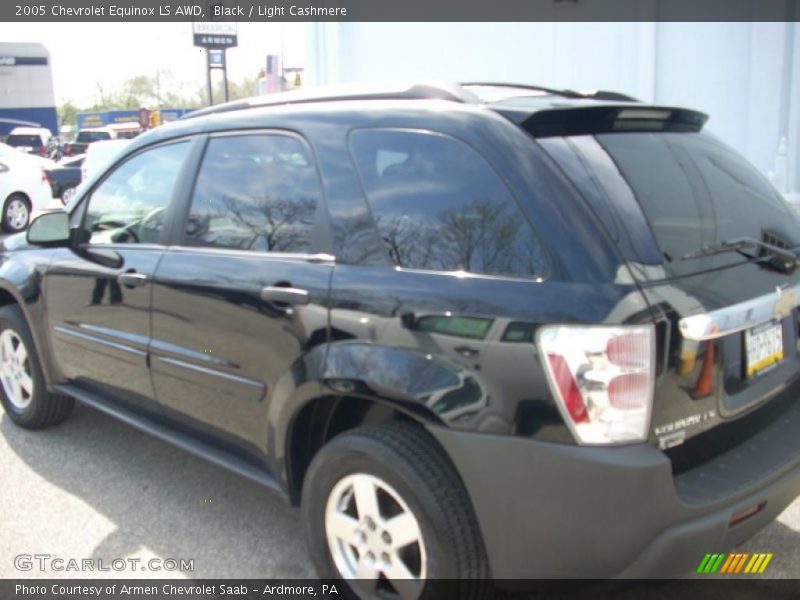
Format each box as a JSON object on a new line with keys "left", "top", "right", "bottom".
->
{"left": 4, "top": 191, "right": 31, "bottom": 206}
{"left": 0, "top": 278, "right": 56, "bottom": 388}
{"left": 269, "top": 341, "right": 465, "bottom": 504}
{"left": 283, "top": 392, "right": 445, "bottom": 506}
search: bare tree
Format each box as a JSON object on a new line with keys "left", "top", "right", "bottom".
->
{"left": 213, "top": 191, "right": 316, "bottom": 252}
{"left": 373, "top": 198, "right": 544, "bottom": 277}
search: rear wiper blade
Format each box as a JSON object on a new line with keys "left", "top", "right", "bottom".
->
{"left": 681, "top": 237, "right": 800, "bottom": 273}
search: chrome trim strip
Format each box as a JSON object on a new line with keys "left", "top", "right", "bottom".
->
{"left": 149, "top": 339, "right": 237, "bottom": 369}
{"left": 155, "top": 356, "right": 265, "bottom": 390}
{"left": 167, "top": 246, "right": 335, "bottom": 263}
{"left": 679, "top": 284, "right": 800, "bottom": 341}
{"left": 52, "top": 325, "right": 147, "bottom": 357}
{"left": 77, "top": 323, "right": 150, "bottom": 348}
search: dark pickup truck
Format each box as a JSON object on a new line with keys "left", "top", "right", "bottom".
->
{"left": 43, "top": 155, "right": 83, "bottom": 204}
{"left": 63, "top": 129, "right": 113, "bottom": 157}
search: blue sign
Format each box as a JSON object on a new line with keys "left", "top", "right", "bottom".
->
{"left": 77, "top": 108, "right": 197, "bottom": 129}
{"left": 209, "top": 50, "right": 225, "bottom": 68}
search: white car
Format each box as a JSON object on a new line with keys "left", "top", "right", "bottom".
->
{"left": 0, "top": 142, "right": 55, "bottom": 169}
{"left": 0, "top": 153, "right": 53, "bottom": 233}
{"left": 81, "top": 139, "right": 131, "bottom": 182}
{"left": 5, "top": 126, "right": 52, "bottom": 157}
{"left": 59, "top": 140, "right": 132, "bottom": 212}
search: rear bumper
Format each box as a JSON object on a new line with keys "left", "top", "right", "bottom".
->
{"left": 428, "top": 390, "right": 800, "bottom": 579}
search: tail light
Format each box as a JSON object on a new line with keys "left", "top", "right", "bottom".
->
{"left": 538, "top": 324, "right": 655, "bottom": 445}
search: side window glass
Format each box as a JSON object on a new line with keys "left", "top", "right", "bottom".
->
{"left": 501, "top": 321, "right": 535, "bottom": 343}
{"left": 413, "top": 315, "right": 494, "bottom": 340}
{"left": 349, "top": 129, "right": 548, "bottom": 278}
{"left": 83, "top": 142, "right": 189, "bottom": 245}
{"left": 185, "top": 134, "right": 320, "bottom": 253}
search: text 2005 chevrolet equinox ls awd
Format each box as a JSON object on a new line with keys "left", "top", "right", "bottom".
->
{"left": 0, "top": 83, "right": 798, "bottom": 598}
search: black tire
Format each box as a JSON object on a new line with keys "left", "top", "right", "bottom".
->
{"left": 0, "top": 304, "right": 73, "bottom": 428}
{"left": 302, "top": 421, "right": 491, "bottom": 600}
{"left": 2, "top": 193, "right": 31, "bottom": 233}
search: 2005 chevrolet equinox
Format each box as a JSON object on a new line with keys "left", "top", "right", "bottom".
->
{"left": 1, "top": 82, "right": 799, "bottom": 599}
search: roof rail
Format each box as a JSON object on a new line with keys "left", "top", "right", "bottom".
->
{"left": 184, "top": 82, "right": 478, "bottom": 120}
{"left": 460, "top": 82, "right": 639, "bottom": 103}
{"left": 182, "top": 81, "right": 640, "bottom": 121}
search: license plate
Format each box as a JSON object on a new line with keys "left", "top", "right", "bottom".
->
{"left": 745, "top": 322, "right": 784, "bottom": 378}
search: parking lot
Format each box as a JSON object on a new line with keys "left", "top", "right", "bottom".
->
{"left": 0, "top": 396, "right": 798, "bottom": 581}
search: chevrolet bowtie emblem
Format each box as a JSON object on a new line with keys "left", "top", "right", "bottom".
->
{"left": 773, "top": 290, "right": 797, "bottom": 321}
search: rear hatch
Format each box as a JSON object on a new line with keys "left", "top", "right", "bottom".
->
{"left": 505, "top": 102, "right": 800, "bottom": 455}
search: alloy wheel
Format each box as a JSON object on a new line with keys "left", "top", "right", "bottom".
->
{"left": 325, "top": 472, "right": 427, "bottom": 600}
{"left": 5, "top": 198, "right": 29, "bottom": 231}
{"left": 0, "top": 329, "right": 34, "bottom": 409}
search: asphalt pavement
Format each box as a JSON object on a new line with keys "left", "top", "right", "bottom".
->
{"left": 0, "top": 400, "right": 797, "bottom": 581}
{"left": 0, "top": 403, "right": 314, "bottom": 580}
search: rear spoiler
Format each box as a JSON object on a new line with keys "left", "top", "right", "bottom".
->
{"left": 513, "top": 106, "right": 709, "bottom": 138}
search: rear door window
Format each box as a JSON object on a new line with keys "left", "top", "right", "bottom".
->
{"left": 349, "top": 129, "right": 549, "bottom": 279}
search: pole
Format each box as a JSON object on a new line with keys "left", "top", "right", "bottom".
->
{"left": 206, "top": 50, "right": 213, "bottom": 106}
{"left": 222, "top": 49, "right": 229, "bottom": 103}
{"left": 155, "top": 68, "right": 161, "bottom": 109}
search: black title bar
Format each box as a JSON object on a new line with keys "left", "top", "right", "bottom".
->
{"left": 5, "top": 579, "right": 800, "bottom": 600}
{"left": 3, "top": 0, "right": 800, "bottom": 22}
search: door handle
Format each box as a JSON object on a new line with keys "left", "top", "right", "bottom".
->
{"left": 260, "top": 286, "right": 310, "bottom": 306}
{"left": 117, "top": 272, "right": 148, "bottom": 288}
{"left": 454, "top": 345, "right": 480, "bottom": 357}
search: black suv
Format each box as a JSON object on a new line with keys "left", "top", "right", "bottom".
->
{"left": 2, "top": 82, "right": 799, "bottom": 596}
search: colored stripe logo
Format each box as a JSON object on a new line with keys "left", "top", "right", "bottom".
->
{"left": 697, "top": 553, "right": 773, "bottom": 574}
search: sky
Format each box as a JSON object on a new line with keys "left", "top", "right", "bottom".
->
{"left": 0, "top": 22, "right": 306, "bottom": 107}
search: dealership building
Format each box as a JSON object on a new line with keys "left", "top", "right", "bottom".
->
{"left": 0, "top": 42, "right": 58, "bottom": 136}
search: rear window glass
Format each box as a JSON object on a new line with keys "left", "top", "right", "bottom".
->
{"left": 349, "top": 129, "right": 549, "bottom": 279}
{"left": 600, "top": 133, "right": 797, "bottom": 258}
{"left": 6, "top": 135, "right": 42, "bottom": 147}
{"left": 77, "top": 131, "right": 112, "bottom": 143}
{"left": 544, "top": 132, "right": 799, "bottom": 271}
